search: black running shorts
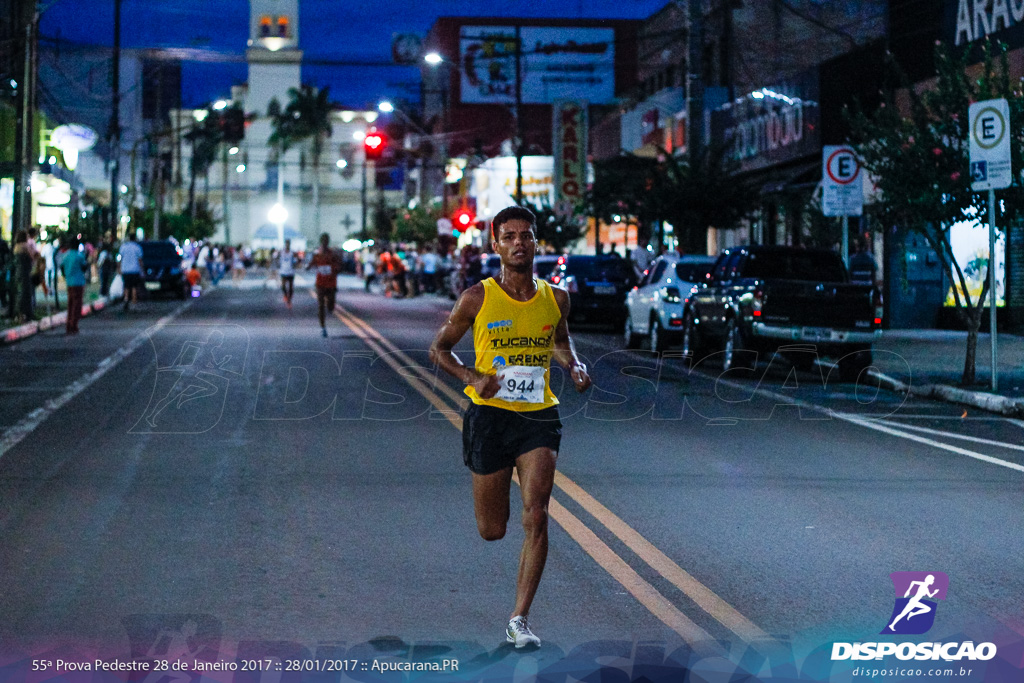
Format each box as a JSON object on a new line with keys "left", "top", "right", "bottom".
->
{"left": 462, "top": 403, "right": 562, "bottom": 475}
{"left": 316, "top": 286, "right": 336, "bottom": 311}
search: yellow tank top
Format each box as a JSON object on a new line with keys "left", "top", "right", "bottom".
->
{"left": 464, "top": 277, "right": 562, "bottom": 412}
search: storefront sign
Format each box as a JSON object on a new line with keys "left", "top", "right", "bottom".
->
{"left": 460, "top": 26, "right": 615, "bottom": 105}
{"left": 709, "top": 70, "right": 820, "bottom": 174}
{"left": 552, "top": 100, "right": 588, "bottom": 213}
{"left": 949, "top": 0, "right": 1024, "bottom": 47}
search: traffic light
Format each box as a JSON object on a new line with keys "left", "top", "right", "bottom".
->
{"left": 452, "top": 207, "right": 475, "bottom": 230}
{"left": 363, "top": 129, "right": 387, "bottom": 160}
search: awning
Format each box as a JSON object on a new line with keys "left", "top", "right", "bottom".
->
{"left": 759, "top": 161, "right": 820, "bottom": 195}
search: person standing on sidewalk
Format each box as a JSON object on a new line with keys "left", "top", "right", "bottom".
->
{"left": 61, "top": 236, "right": 88, "bottom": 335}
{"left": 118, "top": 232, "right": 144, "bottom": 310}
{"left": 12, "top": 230, "right": 33, "bottom": 323}
{"left": 98, "top": 237, "right": 117, "bottom": 297}
{"left": 429, "top": 205, "right": 592, "bottom": 649}
{"left": 308, "top": 232, "right": 343, "bottom": 337}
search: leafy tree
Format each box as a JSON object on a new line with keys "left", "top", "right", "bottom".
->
{"left": 586, "top": 154, "right": 660, "bottom": 248}
{"left": 392, "top": 205, "right": 442, "bottom": 245}
{"left": 585, "top": 147, "right": 755, "bottom": 254}
{"left": 131, "top": 202, "right": 217, "bottom": 243}
{"left": 269, "top": 85, "right": 334, "bottom": 235}
{"left": 657, "top": 145, "right": 758, "bottom": 255}
{"left": 847, "top": 41, "right": 1024, "bottom": 385}
{"left": 520, "top": 199, "right": 587, "bottom": 253}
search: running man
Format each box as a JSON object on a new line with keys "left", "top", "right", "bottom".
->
{"left": 308, "top": 232, "right": 342, "bottom": 337}
{"left": 429, "top": 205, "right": 591, "bottom": 649}
{"left": 278, "top": 239, "right": 297, "bottom": 308}
{"left": 888, "top": 574, "right": 939, "bottom": 631}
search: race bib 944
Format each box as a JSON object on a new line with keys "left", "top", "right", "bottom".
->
{"left": 495, "top": 365, "right": 546, "bottom": 403}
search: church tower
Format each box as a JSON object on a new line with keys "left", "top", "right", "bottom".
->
{"left": 245, "top": 0, "right": 302, "bottom": 118}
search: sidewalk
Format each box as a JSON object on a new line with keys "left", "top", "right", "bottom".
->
{"left": 869, "top": 329, "right": 1024, "bottom": 417}
{"left": 1, "top": 281, "right": 108, "bottom": 344}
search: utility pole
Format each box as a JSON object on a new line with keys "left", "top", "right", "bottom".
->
{"left": 514, "top": 24, "right": 524, "bottom": 204}
{"left": 221, "top": 141, "right": 230, "bottom": 245}
{"left": 13, "top": 11, "right": 37, "bottom": 242}
{"left": 361, "top": 154, "right": 368, "bottom": 236}
{"left": 109, "top": 0, "right": 122, "bottom": 239}
{"left": 686, "top": 0, "right": 704, "bottom": 162}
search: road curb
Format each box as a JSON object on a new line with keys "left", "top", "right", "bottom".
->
{"left": 2, "top": 296, "right": 110, "bottom": 344}
{"left": 868, "top": 368, "right": 1024, "bottom": 418}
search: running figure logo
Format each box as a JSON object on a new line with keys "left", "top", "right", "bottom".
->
{"left": 132, "top": 325, "right": 249, "bottom": 434}
{"left": 881, "top": 571, "right": 949, "bottom": 635}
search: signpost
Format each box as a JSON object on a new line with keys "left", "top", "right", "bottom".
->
{"left": 969, "top": 98, "right": 1011, "bottom": 391}
{"left": 822, "top": 145, "right": 864, "bottom": 265}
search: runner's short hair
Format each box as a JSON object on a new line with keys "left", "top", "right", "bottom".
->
{"left": 492, "top": 206, "right": 536, "bottom": 240}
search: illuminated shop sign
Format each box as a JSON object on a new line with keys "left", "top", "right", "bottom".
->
{"left": 709, "top": 70, "right": 820, "bottom": 173}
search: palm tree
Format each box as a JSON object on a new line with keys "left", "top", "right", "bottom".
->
{"left": 185, "top": 109, "right": 222, "bottom": 220}
{"left": 269, "top": 85, "right": 334, "bottom": 235}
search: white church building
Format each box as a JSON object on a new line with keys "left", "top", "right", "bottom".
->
{"left": 171, "top": 0, "right": 392, "bottom": 249}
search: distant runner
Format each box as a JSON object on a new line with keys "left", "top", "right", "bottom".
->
{"left": 430, "top": 206, "right": 591, "bottom": 649}
{"left": 278, "top": 239, "right": 297, "bottom": 308}
{"left": 308, "top": 232, "right": 342, "bottom": 337}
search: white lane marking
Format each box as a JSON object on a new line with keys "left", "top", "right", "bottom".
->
{"left": 873, "top": 420, "right": 1024, "bottom": 452}
{"left": 0, "top": 302, "right": 191, "bottom": 459}
{"left": 842, "top": 415, "right": 1024, "bottom": 474}
{"left": 1009, "top": 419, "right": 1024, "bottom": 432}
{"left": 701, "top": 373, "right": 1024, "bottom": 475}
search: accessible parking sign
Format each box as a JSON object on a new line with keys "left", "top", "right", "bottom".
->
{"left": 969, "top": 98, "right": 1011, "bottom": 190}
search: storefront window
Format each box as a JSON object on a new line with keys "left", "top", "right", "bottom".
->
{"left": 945, "top": 218, "right": 1006, "bottom": 307}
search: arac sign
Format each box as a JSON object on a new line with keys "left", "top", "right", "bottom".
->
{"left": 949, "top": 0, "right": 1024, "bottom": 47}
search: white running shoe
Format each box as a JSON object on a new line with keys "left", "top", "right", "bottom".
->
{"left": 506, "top": 615, "right": 540, "bottom": 648}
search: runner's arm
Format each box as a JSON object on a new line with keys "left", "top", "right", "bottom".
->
{"left": 550, "top": 287, "right": 591, "bottom": 393}
{"left": 429, "top": 284, "right": 500, "bottom": 398}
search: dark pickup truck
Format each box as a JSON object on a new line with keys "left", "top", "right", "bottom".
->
{"left": 681, "top": 245, "right": 883, "bottom": 381}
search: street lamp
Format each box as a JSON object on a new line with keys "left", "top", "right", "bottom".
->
{"left": 378, "top": 101, "right": 395, "bottom": 113}
{"left": 268, "top": 202, "right": 288, "bottom": 248}
{"left": 423, "top": 52, "right": 443, "bottom": 66}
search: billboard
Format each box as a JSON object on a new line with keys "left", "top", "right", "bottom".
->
{"left": 460, "top": 26, "right": 616, "bottom": 105}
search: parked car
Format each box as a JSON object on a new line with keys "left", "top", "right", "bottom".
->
{"left": 139, "top": 240, "right": 187, "bottom": 299}
{"left": 545, "top": 255, "right": 637, "bottom": 327}
{"left": 477, "top": 253, "right": 562, "bottom": 283}
{"left": 682, "top": 245, "right": 882, "bottom": 380}
{"left": 624, "top": 254, "right": 716, "bottom": 351}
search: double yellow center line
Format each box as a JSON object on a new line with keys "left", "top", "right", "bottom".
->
{"left": 329, "top": 299, "right": 773, "bottom": 655}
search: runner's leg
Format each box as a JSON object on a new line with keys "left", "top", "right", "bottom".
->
{"left": 317, "top": 289, "right": 326, "bottom": 328}
{"left": 471, "top": 467, "right": 513, "bottom": 541}
{"left": 511, "top": 446, "right": 557, "bottom": 618}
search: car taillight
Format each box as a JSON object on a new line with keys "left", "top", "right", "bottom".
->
{"left": 752, "top": 289, "right": 765, "bottom": 317}
{"left": 872, "top": 289, "right": 883, "bottom": 325}
{"left": 661, "top": 286, "right": 681, "bottom": 303}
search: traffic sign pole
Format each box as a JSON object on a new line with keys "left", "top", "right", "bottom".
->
{"left": 989, "top": 188, "right": 998, "bottom": 392}
{"left": 841, "top": 216, "right": 849, "bottom": 266}
{"left": 968, "top": 98, "right": 1010, "bottom": 392}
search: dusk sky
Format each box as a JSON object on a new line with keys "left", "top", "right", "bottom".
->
{"left": 40, "top": 0, "right": 673, "bottom": 110}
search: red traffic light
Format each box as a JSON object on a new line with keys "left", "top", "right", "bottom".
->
{"left": 363, "top": 130, "right": 387, "bottom": 160}
{"left": 453, "top": 208, "right": 475, "bottom": 228}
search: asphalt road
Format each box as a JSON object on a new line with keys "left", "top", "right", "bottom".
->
{"left": 1, "top": 275, "right": 1022, "bottom": 682}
